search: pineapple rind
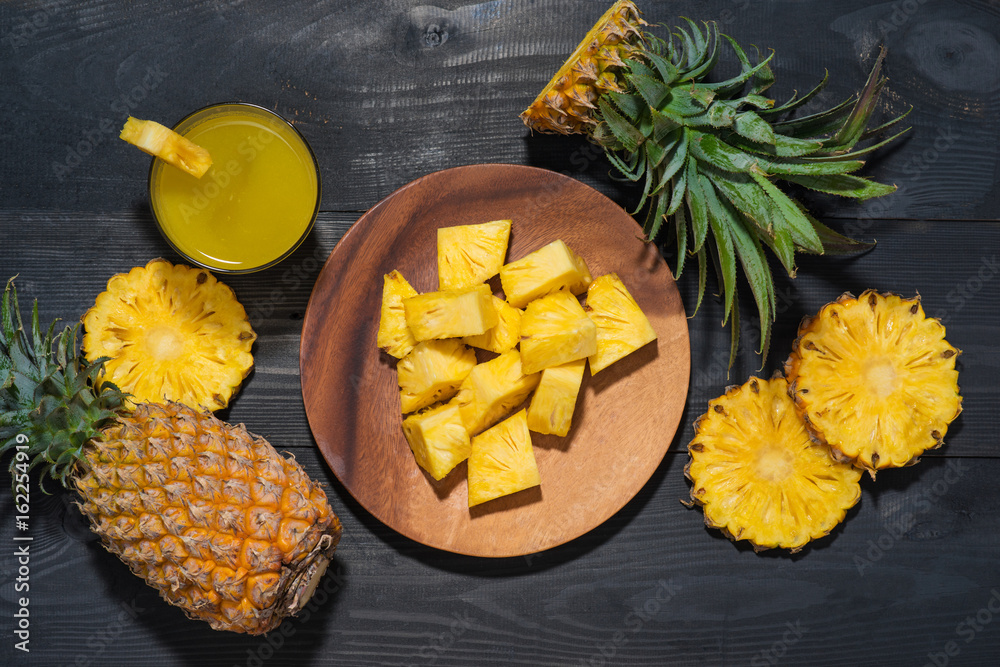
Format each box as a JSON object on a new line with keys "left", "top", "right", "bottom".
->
{"left": 500, "top": 240, "right": 593, "bottom": 309}
{"left": 468, "top": 409, "right": 541, "bottom": 507}
{"left": 397, "top": 339, "right": 477, "bottom": 414}
{"left": 377, "top": 270, "right": 419, "bottom": 359}
{"left": 453, "top": 350, "right": 540, "bottom": 436}
{"left": 463, "top": 296, "right": 523, "bottom": 354}
{"left": 686, "top": 376, "right": 862, "bottom": 553}
{"left": 403, "top": 284, "right": 499, "bottom": 341}
{"left": 438, "top": 219, "right": 512, "bottom": 291}
{"left": 785, "top": 290, "right": 962, "bottom": 475}
{"left": 527, "top": 359, "right": 586, "bottom": 437}
{"left": 402, "top": 402, "right": 472, "bottom": 480}
{"left": 82, "top": 259, "right": 256, "bottom": 412}
{"left": 585, "top": 273, "right": 657, "bottom": 374}
{"left": 520, "top": 289, "right": 597, "bottom": 375}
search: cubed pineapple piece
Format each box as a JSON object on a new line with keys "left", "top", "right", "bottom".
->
{"left": 438, "top": 219, "right": 512, "bottom": 291}
{"left": 499, "top": 239, "right": 592, "bottom": 308}
{"left": 398, "top": 339, "right": 476, "bottom": 414}
{"left": 120, "top": 117, "right": 213, "bottom": 178}
{"left": 377, "top": 270, "right": 419, "bottom": 358}
{"left": 403, "top": 284, "right": 498, "bottom": 341}
{"left": 584, "top": 273, "right": 657, "bottom": 374}
{"left": 526, "top": 359, "right": 586, "bottom": 437}
{"left": 468, "top": 410, "right": 540, "bottom": 507}
{"left": 453, "top": 350, "right": 540, "bottom": 436}
{"left": 402, "top": 402, "right": 471, "bottom": 480}
{"left": 520, "top": 290, "right": 597, "bottom": 375}
{"left": 462, "top": 296, "right": 522, "bottom": 354}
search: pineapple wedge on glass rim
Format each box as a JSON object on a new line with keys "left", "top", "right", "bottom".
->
{"left": 785, "top": 290, "right": 962, "bottom": 476}
{"left": 438, "top": 219, "right": 511, "bottom": 291}
{"left": 120, "top": 116, "right": 213, "bottom": 178}
{"left": 377, "top": 270, "right": 419, "bottom": 359}
{"left": 686, "top": 375, "right": 862, "bottom": 553}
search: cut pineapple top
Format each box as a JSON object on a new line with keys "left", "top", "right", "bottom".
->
{"left": 785, "top": 290, "right": 962, "bottom": 475}
{"left": 500, "top": 239, "right": 592, "bottom": 308}
{"left": 520, "top": 289, "right": 597, "bottom": 375}
{"left": 686, "top": 375, "right": 862, "bottom": 553}
{"left": 468, "top": 409, "right": 540, "bottom": 507}
{"left": 120, "top": 117, "right": 213, "bottom": 178}
{"left": 397, "top": 339, "right": 476, "bottom": 414}
{"left": 584, "top": 273, "right": 657, "bottom": 374}
{"left": 82, "top": 259, "right": 255, "bottom": 412}
{"left": 438, "top": 219, "right": 511, "bottom": 290}
{"left": 377, "top": 270, "right": 419, "bottom": 359}
{"left": 404, "top": 284, "right": 498, "bottom": 341}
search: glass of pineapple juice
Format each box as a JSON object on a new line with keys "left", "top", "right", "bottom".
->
{"left": 149, "top": 102, "right": 321, "bottom": 273}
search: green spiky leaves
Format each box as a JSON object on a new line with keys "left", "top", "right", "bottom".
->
{"left": 584, "top": 19, "right": 908, "bottom": 367}
{"left": 1, "top": 278, "right": 125, "bottom": 492}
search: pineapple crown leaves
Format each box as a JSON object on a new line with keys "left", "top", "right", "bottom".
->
{"left": 0, "top": 278, "right": 126, "bottom": 493}
{"left": 585, "top": 16, "right": 909, "bottom": 368}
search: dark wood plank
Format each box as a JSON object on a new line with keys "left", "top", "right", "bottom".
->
{"left": 1, "top": 0, "right": 998, "bottom": 220}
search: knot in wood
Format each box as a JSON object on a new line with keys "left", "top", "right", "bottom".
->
{"left": 423, "top": 23, "right": 448, "bottom": 48}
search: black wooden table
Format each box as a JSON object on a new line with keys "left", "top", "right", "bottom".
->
{"left": 2, "top": 1, "right": 999, "bottom": 665}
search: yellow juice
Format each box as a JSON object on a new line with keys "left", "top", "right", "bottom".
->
{"left": 150, "top": 103, "right": 320, "bottom": 272}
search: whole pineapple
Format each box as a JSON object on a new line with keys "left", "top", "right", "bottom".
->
{"left": 0, "top": 279, "right": 341, "bottom": 634}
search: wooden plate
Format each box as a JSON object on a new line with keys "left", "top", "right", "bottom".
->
{"left": 300, "top": 164, "right": 690, "bottom": 557}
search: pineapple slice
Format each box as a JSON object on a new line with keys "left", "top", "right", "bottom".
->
{"left": 785, "top": 290, "right": 962, "bottom": 476}
{"left": 584, "top": 273, "right": 657, "bottom": 374}
{"left": 686, "top": 375, "right": 863, "bottom": 553}
{"left": 403, "top": 284, "right": 498, "bottom": 341}
{"left": 500, "top": 239, "right": 593, "bottom": 308}
{"left": 468, "top": 410, "right": 541, "bottom": 507}
{"left": 526, "top": 359, "right": 586, "bottom": 437}
{"left": 397, "top": 339, "right": 476, "bottom": 414}
{"left": 402, "top": 402, "right": 472, "bottom": 480}
{"left": 376, "top": 270, "right": 419, "bottom": 359}
{"left": 120, "top": 117, "right": 213, "bottom": 178}
{"left": 520, "top": 289, "right": 597, "bottom": 375}
{"left": 462, "top": 296, "right": 522, "bottom": 354}
{"left": 453, "top": 350, "right": 540, "bottom": 436}
{"left": 438, "top": 219, "right": 512, "bottom": 290}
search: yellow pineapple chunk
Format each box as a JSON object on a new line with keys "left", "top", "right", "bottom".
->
{"left": 520, "top": 289, "right": 597, "bottom": 375}
{"left": 403, "top": 284, "right": 498, "bottom": 341}
{"left": 438, "top": 219, "right": 512, "bottom": 290}
{"left": 376, "top": 270, "right": 419, "bottom": 359}
{"left": 453, "top": 350, "right": 540, "bottom": 436}
{"left": 120, "top": 117, "right": 213, "bottom": 178}
{"left": 462, "top": 296, "right": 522, "bottom": 353}
{"left": 468, "top": 410, "right": 540, "bottom": 507}
{"left": 402, "top": 402, "right": 472, "bottom": 480}
{"left": 397, "top": 339, "right": 476, "bottom": 414}
{"left": 526, "top": 359, "right": 586, "bottom": 437}
{"left": 499, "top": 239, "right": 593, "bottom": 308}
{"left": 584, "top": 273, "right": 657, "bottom": 374}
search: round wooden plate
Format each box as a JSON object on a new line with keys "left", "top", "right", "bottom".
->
{"left": 300, "top": 164, "right": 690, "bottom": 557}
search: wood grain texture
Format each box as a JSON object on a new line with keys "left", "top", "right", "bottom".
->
{"left": 300, "top": 164, "right": 690, "bottom": 557}
{"left": 1, "top": 0, "right": 999, "bottom": 664}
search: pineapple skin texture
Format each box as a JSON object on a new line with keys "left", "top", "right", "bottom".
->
{"left": 468, "top": 410, "right": 540, "bottom": 507}
{"left": 377, "top": 270, "right": 419, "bottom": 359}
{"left": 520, "top": 289, "right": 597, "bottom": 375}
{"left": 453, "top": 350, "right": 540, "bottom": 436}
{"left": 584, "top": 273, "right": 657, "bottom": 374}
{"left": 500, "top": 239, "right": 593, "bottom": 308}
{"left": 686, "top": 376, "right": 862, "bottom": 553}
{"left": 402, "top": 402, "right": 471, "bottom": 480}
{"left": 397, "top": 339, "right": 476, "bottom": 414}
{"left": 75, "top": 402, "right": 342, "bottom": 635}
{"left": 785, "top": 290, "right": 963, "bottom": 475}
{"left": 527, "top": 359, "right": 586, "bottom": 437}
{"left": 82, "top": 259, "right": 256, "bottom": 412}
{"left": 463, "top": 296, "right": 522, "bottom": 354}
{"left": 403, "top": 284, "right": 499, "bottom": 341}
{"left": 437, "top": 219, "right": 511, "bottom": 291}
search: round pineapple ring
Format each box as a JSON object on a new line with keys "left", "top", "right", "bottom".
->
{"left": 785, "top": 290, "right": 962, "bottom": 476}
{"left": 686, "top": 375, "right": 862, "bottom": 553}
{"left": 82, "top": 258, "right": 256, "bottom": 411}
